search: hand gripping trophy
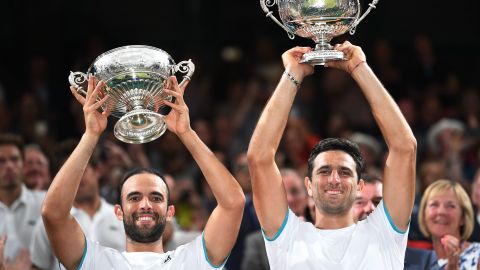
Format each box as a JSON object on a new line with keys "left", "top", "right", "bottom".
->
{"left": 69, "top": 45, "right": 195, "bottom": 144}
{"left": 260, "top": 0, "right": 379, "bottom": 65}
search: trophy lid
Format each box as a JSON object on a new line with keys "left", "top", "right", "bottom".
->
{"left": 87, "top": 45, "right": 176, "bottom": 81}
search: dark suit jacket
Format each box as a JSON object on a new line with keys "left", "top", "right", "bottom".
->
{"left": 404, "top": 247, "right": 438, "bottom": 270}
{"left": 241, "top": 230, "right": 270, "bottom": 270}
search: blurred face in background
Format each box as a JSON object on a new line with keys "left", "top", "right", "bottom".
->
{"left": 353, "top": 181, "right": 382, "bottom": 221}
{"left": 76, "top": 165, "right": 99, "bottom": 203}
{"left": 282, "top": 170, "right": 308, "bottom": 217}
{"left": 0, "top": 145, "right": 23, "bottom": 189}
{"left": 424, "top": 188, "right": 463, "bottom": 239}
{"left": 23, "top": 147, "right": 50, "bottom": 190}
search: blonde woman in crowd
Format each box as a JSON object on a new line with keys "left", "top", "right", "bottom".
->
{"left": 419, "top": 180, "right": 480, "bottom": 269}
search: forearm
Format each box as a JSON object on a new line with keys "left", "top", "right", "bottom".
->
{"left": 42, "top": 133, "right": 99, "bottom": 220}
{"left": 352, "top": 63, "right": 416, "bottom": 149}
{"left": 248, "top": 75, "right": 298, "bottom": 162}
{"left": 178, "top": 130, "right": 244, "bottom": 209}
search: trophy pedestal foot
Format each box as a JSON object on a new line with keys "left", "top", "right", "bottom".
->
{"left": 114, "top": 109, "right": 167, "bottom": 144}
{"left": 300, "top": 50, "right": 344, "bottom": 66}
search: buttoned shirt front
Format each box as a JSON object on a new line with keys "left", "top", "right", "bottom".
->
{"left": 0, "top": 185, "right": 45, "bottom": 261}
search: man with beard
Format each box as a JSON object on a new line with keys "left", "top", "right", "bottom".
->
{"left": 42, "top": 76, "right": 245, "bottom": 270}
{"left": 23, "top": 144, "right": 51, "bottom": 190}
{"left": 30, "top": 140, "right": 125, "bottom": 270}
{"left": 0, "top": 134, "right": 44, "bottom": 266}
{"left": 247, "top": 42, "right": 417, "bottom": 269}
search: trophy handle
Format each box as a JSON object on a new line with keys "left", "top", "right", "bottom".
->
{"left": 260, "top": 0, "right": 295, "bottom": 40}
{"left": 349, "top": 0, "right": 380, "bottom": 35}
{"left": 174, "top": 60, "right": 195, "bottom": 87}
{"left": 68, "top": 71, "right": 88, "bottom": 96}
{"left": 157, "top": 60, "right": 195, "bottom": 116}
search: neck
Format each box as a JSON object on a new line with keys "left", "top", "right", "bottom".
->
{"left": 126, "top": 237, "right": 165, "bottom": 253}
{"left": 0, "top": 185, "right": 22, "bottom": 208}
{"left": 314, "top": 208, "right": 355, "bottom": 229}
{"left": 74, "top": 194, "right": 101, "bottom": 218}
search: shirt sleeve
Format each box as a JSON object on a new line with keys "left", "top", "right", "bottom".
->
{"left": 261, "top": 209, "right": 300, "bottom": 269}
{"left": 29, "top": 218, "right": 55, "bottom": 270}
{"left": 365, "top": 200, "right": 409, "bottom": 262}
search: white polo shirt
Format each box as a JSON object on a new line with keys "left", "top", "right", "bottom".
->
{"left": 263, "top": 200, "right": 408, "bottom": 270}
{"left": 78, "top": 234, "right": 226, "bottom": 270}
{"left": 30, "top": 198, "right": 125, "bottom": 270}
{"left": 0, "top": 185, "right": 44, "bottom": 261}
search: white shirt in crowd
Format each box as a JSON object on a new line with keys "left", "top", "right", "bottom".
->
{"left": 263, "top": 200, "right": 408, "bottom": 270}
{"left": 79, "top": 234, "right": 225, "bottom": 270}
{"left": 0, "top": 185, "right": 44, "bottom": 261}
{"left": 30, "top": 198, "right": 125, "bottom": 270}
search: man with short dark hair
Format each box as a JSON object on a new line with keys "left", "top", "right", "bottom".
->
{"left": 247, "top": 42, "right": 417, "bottom": 269}
{"left": 352, "top": 174, "right": 383, "bottom": 222}
{"left": 42, "top": 76, "right": 245, "bottom": 269}
{"left": 352, "top": 175, "right": 437, "bottom": 270}
{"left": 23, "top": 144, "right": 51, "bottom": 190}
{"left": 0, "top": 134, "right": 44, "bottom": 266}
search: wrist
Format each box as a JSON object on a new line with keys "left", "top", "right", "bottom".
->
{"left": 177, "top": 127, "right": 195, "bottom": 139}
{"left": 350, "top": 60, "right": 367, "bottom": 74}
{"left": 82, "top": 131, "right": 101, "bottom": 143}
{"left": 283, "top": 70, "right": 302, "bottom": 88}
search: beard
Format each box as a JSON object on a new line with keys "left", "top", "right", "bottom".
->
{"left": 123, "top": 211, "right": 167, "bottom": 243}
{"left": 315, "top": 184, "right": 356, "bottom": 215}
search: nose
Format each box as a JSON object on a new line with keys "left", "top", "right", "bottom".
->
{"left": 364, "top": 201, "right": 375, "bottom": 215}
{"left": 328, "top": 170, "right": 341, "bottom": 184}
{"left": 139, "top": 197, "right": 152, "bottom": 210}
{"left": 437, "top": 204, "right": 447, "bottom": 214}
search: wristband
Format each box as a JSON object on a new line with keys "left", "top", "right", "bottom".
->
{"left": 283, "top": 70, "right": 301, "bottom": 87}
{"left": 351, "top": 61, "right": 366, "bottom": 74}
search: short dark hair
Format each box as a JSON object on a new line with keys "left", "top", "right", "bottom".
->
{"left": 0, "top": 134, "right": 24, "bottom": 159}
{"left": 307, "top": 138, "right": 364, "bottom": 181}
{"left": 118, "top": 168, "right": 171, "bottom": 206}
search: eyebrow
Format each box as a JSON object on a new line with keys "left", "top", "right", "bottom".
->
{"left": 126, "top": 191, "right": 142, "bottom": 199}
{"left": 316, "top": 165, "right": 353, "bottom": 173}
{"left": 150, "top": 191, "right": 165, "bottom": 199}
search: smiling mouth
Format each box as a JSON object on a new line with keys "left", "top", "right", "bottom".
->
{"left": 325, "top": 190, "right": 342, "bottom": 195}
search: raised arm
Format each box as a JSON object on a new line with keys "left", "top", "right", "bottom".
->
{"left": 163, "top": 77, "right": 245, "bottom": 266}
{"left": 41, "top": 76, "right": 109, "bottom": 270}
{"left": 327, "top": 42, "right": 417, "bottom": 232}
{"left": 247, "top": 47, "right": 314, "bottom": 238}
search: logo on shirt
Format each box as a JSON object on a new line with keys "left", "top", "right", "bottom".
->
{"left": 164, "top": 255, "right": 171, "bottom": 264}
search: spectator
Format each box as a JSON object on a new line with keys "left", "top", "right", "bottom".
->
{"left": 418, "top": 180, "right": 480, "bottom": 269}
{"left": 0, "top": 134, "right": 43, "bottom": 267}
{"left": 23, "top": 144, "right": 50, "bottom": 190}
{"left": 30, "top": 139, "right": 125, "bottom": 270}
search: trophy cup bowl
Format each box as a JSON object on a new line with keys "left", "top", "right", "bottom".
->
{"left": 261, "top": 0, "right": 379, "bottom": 65}
{"left": 69, "top": 45, "right": 195, "bottom": 144}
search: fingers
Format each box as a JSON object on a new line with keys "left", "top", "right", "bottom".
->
{"left": 179, "top": 79, "right": 190, "bottom": 93}
{"left": 70, "top": 86, "right": 86, "bottom": 105}
{"left": 86, "top": 81, "right": 106, "bottom": 106}
{"left": 86, "top": 74, "right": 95, "bottom": 101}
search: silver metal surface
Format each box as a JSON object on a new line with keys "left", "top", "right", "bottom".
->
{"left": 68, "top": 45, "right": 195, "bottom": 143}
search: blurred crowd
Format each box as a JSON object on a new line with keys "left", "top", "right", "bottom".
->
{"left": 0, "top": 33, "right": 479, "bottom": 270}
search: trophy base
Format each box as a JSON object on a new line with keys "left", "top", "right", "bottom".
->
{"left": 114, "top": 109, "right": 167, "bottom": 144}
{"left": 300, "top": 50, "right": 344, "bottom": 66}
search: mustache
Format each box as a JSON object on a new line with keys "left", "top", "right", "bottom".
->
{"left": 324, "top": 184, "right": 343, "bottom": 190}
{"left": 132, "top": 211, "right": 160, "bottom": 220}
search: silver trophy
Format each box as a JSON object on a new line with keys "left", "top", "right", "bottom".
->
{"left": 260, "top": 0, "right": 379, "bottom": 65}
{"left": 69, "top": 45, "right": 195, "bottom": 144}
